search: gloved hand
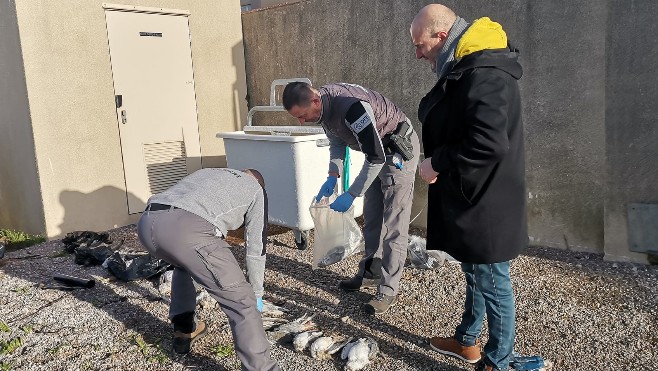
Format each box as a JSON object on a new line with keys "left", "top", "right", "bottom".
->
{"left": 256, "top": 297, "right": 263, "bottom": 312}
{"left": 330, "top": 192, "right": 355, "bottom": 212}
{"left": 316, "top": 176, "right": 338, "bottom": 202}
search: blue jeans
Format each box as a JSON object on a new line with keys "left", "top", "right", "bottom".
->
{"left": 454, "top": 262, "right": 515, "bottom": 370}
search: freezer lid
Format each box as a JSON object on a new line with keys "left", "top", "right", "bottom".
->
{"left": 243, "top": 125, "right": 325, "bottom": 135}
{"left": 216, "top": 131, "right": 329, "bottom": 143}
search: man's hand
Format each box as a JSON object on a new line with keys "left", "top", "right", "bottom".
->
{"left": 330, "top": 192, "right": 355, "bottom": 212}
{"left": 419, "top": 157, "right": 438, "bottom": 184}
{"left": 316, "top": 176, "right": 338, "bottom": 202}
{"left": 256, "top": 297, "right": 263, "bottom": 312}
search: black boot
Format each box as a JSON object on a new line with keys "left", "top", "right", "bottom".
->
{"left": 171, "top": 312, "right": 207, "bottom": 354}
{"left": 339, "top": 258, "right": 382, "bottom": 291}
{"left": 339, "top": 275, "right": 380, "bottom": 291}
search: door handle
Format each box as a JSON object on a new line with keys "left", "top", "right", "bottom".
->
{"left": 121, "top": 110, "right": 127, "bottom": 124}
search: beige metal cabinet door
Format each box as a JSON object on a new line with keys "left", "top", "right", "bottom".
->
{"left": 105, "top": 6, "right": 201, "bottom": 213}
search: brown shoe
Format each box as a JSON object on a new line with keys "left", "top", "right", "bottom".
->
{"left": 363, "top": 292, "right": 397, "bottom": 314}
{"left": 475, "top": 360, "right": 494, "bottom": 371}
{"left": 173, "top": 321, "right": 207, "bottom": 354}
{"left": 429, "top": 336, "right": 481, "bottom": 364}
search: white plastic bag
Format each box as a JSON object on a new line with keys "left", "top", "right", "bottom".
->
{"left": 309, "top": 194, "right": 365, "bottom": 269}
{"left": 407, "top": 235, "right": 447, "bottom": 269}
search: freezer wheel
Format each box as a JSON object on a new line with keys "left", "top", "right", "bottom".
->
{"left": 294, "top": 230, "right": 310, "bottom": 250}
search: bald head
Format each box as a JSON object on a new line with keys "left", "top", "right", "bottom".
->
{"left": 411, "top": 4, "right": 457, "bottom": 36}
{"left": 410, "top": 4, "right": 457, "bottom": 71}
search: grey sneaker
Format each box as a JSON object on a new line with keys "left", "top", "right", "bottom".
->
{"left": 363, "top": 292, "right": 397, "bottom": 314}
{"left": 339, "top": 276, "right": 380, "bottom": 292}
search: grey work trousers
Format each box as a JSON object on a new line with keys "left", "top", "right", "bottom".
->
{"left": 357, "top": 130, "right": 420, "bottom": 296}
{"left": 137, "top": 207, "right": 279, "bottom": 371}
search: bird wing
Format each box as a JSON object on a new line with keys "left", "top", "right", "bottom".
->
{"left": 328, "top": 336, "right": 353, "bottom": 355}
{"left": 340, "top": 340, "right": 356, "bottom": 360}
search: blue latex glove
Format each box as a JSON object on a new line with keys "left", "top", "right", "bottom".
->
{"left": 392, "top": 153, "right": 404, "bottom": 169}
{"left": 256, "top": 297, "right": 263, "bottom": 312}
{"left": 330, "top": 192, "right": 355, "bottom": 212}
{"left": 316, "top": 176, "right": 338, "bottom": 202}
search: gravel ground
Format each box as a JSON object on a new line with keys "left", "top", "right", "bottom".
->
{"left": 0, "top": 225, "right": 656, "bottom": 371}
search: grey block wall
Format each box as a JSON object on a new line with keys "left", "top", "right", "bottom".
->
{"left": 604, "top": 0, "right": 658, "bottom": 262}
{"left": 521, "top": 1, "right": 606, "bottom": 252}
{"left": 241, "top": 0, "right": 655, "bottom": 261}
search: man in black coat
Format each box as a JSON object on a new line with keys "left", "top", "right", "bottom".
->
{"left": 411, "top": 4, "right": 527, "bottom": 371}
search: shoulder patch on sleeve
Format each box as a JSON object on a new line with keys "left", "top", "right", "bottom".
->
{"left": 350, "top": 112, "right": 372, "bottom": 134}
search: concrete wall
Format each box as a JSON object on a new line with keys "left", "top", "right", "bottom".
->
{"left": 0, "top": 1, "right": 46, "bottom": 235}
{"left": 241, "top": 0, "right": 621, "bottom": 257}
{"left": 521, "top": 1, "right": 606, "bottom": 253}
{"left": 604, "top": 0, "right": 658, "bottom": 262}
{"left": 6, "top": 0, "right": 247, "bottom": 237}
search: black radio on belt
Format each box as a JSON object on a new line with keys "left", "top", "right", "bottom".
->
{"left": 386, "top": 121, "right": 414, "bottom": 161}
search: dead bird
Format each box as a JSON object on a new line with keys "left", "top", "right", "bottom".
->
{"left": 273, "top": 313, "right": 316, "bottom": 334}
{"left": 261, "top": 317, "right": 289, "bottom": 331}
{"left": 261, "top": 299, "right": 288, "bottom": 317}
{"left": 318, "top": 246, "right": 347, "bottom": 267}
{"left": 195, "top": 290, "right": 215, "bottom": 308}
{"left": 310, "top": 335, "right": 353, "bottom": 360}
{"left": 268, "top": 313, "right": 317, "bottom": 343}
{"left": 341, "top": 337, "right": 379, "bottom": 371}
{"left": 293, "top": 331, "right": 323, "bottom": 352}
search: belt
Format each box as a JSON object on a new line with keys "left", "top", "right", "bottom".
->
{"left": 146, "top": 203, "right": 178, "bottom": 211}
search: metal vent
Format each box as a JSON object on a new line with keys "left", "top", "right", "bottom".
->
{"left": 143, "top": 141, "right": 188, "bottom": 195}
{"left": 627, "top": 203, "right": 658, "bottom": 253}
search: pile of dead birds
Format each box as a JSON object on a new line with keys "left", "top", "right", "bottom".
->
{"left": 155, "top": 274, "right": 380, "bottom": 370}
{"left": 262, "top": 305, "right": 379, "bottom": 371}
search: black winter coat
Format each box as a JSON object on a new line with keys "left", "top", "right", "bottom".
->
{"left": 418, "top": 45, "right": 527, "bottom": 264}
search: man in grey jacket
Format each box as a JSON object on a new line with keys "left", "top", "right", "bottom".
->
{"left": 137, "top": 168, "right": 279, "bottom": 371}
{"left": 282, "top": 82, "right": 420, "bottom": 314}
